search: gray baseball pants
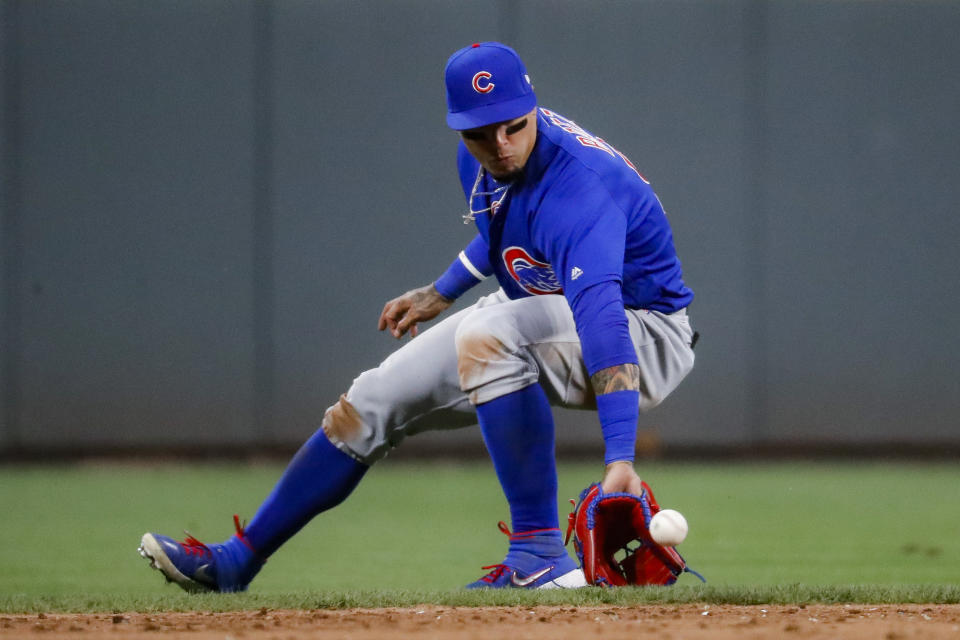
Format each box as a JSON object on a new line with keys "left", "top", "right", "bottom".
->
{"left": 322, "top": 289, "right": 695, "bottom": 465}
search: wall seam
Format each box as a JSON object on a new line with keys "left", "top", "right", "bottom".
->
{"left": 744, "top": 0, "right": 769, "bottom": 443}
{"left": 1, "top": 0, "right": 23, "bottom": 450}
{"left": 252, "top": 0, "right": 276, "bottom": 443}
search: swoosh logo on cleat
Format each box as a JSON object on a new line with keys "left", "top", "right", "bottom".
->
{"left": 510, "top": 565, "right": 554, "bottom": 587}
{"left": 193, "top": 564, "right": 215, "bottom": 586}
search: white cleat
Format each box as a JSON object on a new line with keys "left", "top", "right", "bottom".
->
{"left": 537, "top": 567, "right": 588, "bottom": 589}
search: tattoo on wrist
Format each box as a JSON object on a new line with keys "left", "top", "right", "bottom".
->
{"left": 591, "top": 363, "right": 640, "bottom": 395}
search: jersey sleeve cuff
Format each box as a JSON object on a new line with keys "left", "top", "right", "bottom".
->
{"left": 434, "top": 252, "right": 486, "bottom": 300}
{"left": 457, "top": 250, "right": 487, "bottom": 281}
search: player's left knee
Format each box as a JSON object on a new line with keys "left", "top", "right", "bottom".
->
{"left": 321, "top": 394, "right": 365, "bottom": 445}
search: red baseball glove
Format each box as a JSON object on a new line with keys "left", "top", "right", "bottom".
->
{"left": 565, "top": 482, "right": 703, "bottom": 586}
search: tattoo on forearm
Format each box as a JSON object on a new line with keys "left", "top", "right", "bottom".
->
{"left": 410, "top": 289, "right": 432, "bottom": 305}
{"left": 591, "top": 363, "right": 640, "bottom": 395}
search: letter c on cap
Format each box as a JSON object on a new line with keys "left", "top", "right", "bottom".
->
{"left": 472, "top": 71, "right": 494, "bottom": 94}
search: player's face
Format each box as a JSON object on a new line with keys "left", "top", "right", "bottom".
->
{"left": 459, "top": 109, "right": 538, "bottom": 181}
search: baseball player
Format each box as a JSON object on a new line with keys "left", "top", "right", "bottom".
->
{"left": 139, "top": 42, "right": 696, "bottom": 591}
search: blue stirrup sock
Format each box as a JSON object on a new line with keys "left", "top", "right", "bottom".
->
{"left": 475, "top": 383, "right": 565, "bottom": 557}
{"left": 243, "top": 427, "right": 368, "bottom": 559}
{"left": 502, "top": 527, "right": 569, "bottom": 568}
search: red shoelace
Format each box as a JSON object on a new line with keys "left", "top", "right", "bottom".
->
{"left": 476, "top": 520, "right": 563, "bottom": 582}
{"left": 177, "top": 515, "right": 250, "bottom": 556}
{"left": 178, "top": 535, "right": 210, "bottom": 557}
{"left": 478, "top": 564, "right": 509, "bottom": 583}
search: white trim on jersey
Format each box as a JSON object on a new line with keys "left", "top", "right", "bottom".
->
{"left": 458, "top": 251, "right": 487, "bottom": 281}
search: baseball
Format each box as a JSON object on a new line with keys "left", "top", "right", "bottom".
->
{"left": 649, "top": 509, "right": 688, "bottom": 546}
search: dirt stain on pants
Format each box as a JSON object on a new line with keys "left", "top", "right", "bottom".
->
{"left": 322, "top": 394, "right": 364, "bottom": 444}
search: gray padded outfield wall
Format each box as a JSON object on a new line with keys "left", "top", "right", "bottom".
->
{"left": 1, "top": 0, "right": 958, "bottom": 455}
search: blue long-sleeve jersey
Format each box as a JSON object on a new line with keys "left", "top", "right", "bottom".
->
{"left": 438, "top": 107, "right": 693, "bottom": 377}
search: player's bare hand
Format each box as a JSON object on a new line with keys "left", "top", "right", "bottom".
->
{"left": 601, "top": 460, "right": 645, "bottom": 496}
{"left": 378, "top": 284, "right": 453, "bottom": 339}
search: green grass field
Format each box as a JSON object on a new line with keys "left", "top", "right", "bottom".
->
{"left": 1, "top": 460, "right": 958, "bottom": 612}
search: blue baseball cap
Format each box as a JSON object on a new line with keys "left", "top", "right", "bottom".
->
{"left": 444, "top": 42, "right": 537, "bottom": 130}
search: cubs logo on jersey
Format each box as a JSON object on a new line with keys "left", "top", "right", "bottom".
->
{"left": 502, "top": 246, "right": 562, "bottom": 295}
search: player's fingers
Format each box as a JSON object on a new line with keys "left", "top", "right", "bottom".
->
{"left": 394, "top": 308, "right": 423, "bottom": 338}
{"left": 410, "top": 324, "right": 419, "bottom": 338}
{"left": 393, "top": 313, "right": 411, "bottom": 338}
{"left": 378, "top": 301, "right": 394, "bottom": 330}
{"left": 601, "top": 461, "right": 642, "bottom": 495}
{"left": 379, "top": 313, "right": 399, "bottom": 333}
{"left": 378, "top": 299, "right": 404, "bottom": 331}
{"left": 626, "top": 476, "right": 645, "bottom": 497}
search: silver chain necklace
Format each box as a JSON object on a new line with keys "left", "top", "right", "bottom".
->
{"left": 463, "top": 167, "right": 511, "bottom": 224}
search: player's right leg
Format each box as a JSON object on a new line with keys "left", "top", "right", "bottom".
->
{"left": 452, "top": 298, "right": 587, "bottom": 589}
{"left": 139, "top": 295, "right": 489, "bottom": 593}
{"left": 452, "top": 296, "right": 695, "bottom": 589}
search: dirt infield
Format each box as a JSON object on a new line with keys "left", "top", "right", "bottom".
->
{"left": 3, "top": 604, "right": 959, "bottom": 639}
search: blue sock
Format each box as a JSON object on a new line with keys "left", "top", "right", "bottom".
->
{"left": 475, "top": 384, "right": 561, "bottom": 545}
{"left": 244, "top": 428, "right": 367, "bottom": 558}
